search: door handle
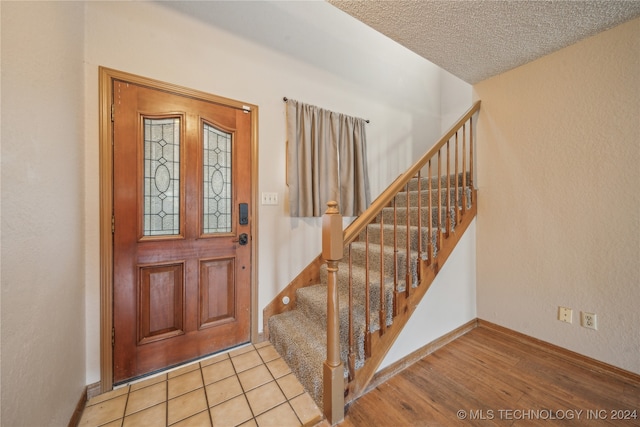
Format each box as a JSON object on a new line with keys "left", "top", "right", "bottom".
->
{"left": 232, "top": 233, "right": 249, "bottom": 245}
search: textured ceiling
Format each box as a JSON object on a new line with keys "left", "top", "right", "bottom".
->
{"left": 328, "top": 1, "right": 640, "bottom": 84}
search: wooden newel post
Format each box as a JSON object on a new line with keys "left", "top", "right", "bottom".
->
{"left": 322, "top": 201, "right": 344, "bottom": 425}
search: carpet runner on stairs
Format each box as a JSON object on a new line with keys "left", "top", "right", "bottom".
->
{"left": 268, "top": 174, "right": 471, "bottom": 409}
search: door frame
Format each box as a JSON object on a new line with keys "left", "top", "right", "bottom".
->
{"left": 98, "top": 67, "right": 259, "bottom": 393}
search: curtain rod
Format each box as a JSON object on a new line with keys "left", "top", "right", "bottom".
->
{"left": 283, "top": 97, "right": 370, "bottom": 123}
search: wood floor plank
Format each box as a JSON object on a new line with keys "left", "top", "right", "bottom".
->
{"left": 340, "top": 325, "right": 640, "bottom": 426}
{"left": 415, "top": 352, "right": 525, "bottom": 409}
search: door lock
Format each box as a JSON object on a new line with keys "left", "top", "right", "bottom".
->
{"left": 239, "top": 203, "right": 249, "bottom": 225}
{"left": 234, "top": 233, "right": 248, "bottom": 246}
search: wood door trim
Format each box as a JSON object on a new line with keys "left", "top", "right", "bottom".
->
{"left": 99, "top": 67, "right": 259, "bottom": 393}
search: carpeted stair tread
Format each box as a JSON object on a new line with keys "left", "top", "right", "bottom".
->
{"left": 268, "top": 309, "right": 341, "bottom": 408}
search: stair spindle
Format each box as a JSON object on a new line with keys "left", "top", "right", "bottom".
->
{"left": 446, "top": 140, "right": 451, "bottom": 237}
{"left": 379, "top": 212, "right": 386, "bottom": 335}
{"left": 455, "top": 131, "right": 460, "bottom": 225}
{"left": 469, "top": 116, "right": 474, "bottom": 206}
{"left": 348, "top": 244, "right": 355, "bottom": 382}
{"left": 405, "top": 182, "right": 411, "bottom": 297}
{"left": 437, "top": 149, "right": 443, "bottom": 251}
{"left": 365, "top": 226, "right": 371, "bottom": 358}
{"left": 462, "top": 123, "right": 467, "bottom": 217}
{"left": 393, "top": 198, "right": 399, "bottom": 317}
{"left": 427, "top": 159, "right": 433, "bottom": 265}
{"left": 416, "top": 170, "right": 422, "bottom": 285}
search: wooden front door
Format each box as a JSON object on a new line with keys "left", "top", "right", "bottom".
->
{"left": 112, "top": 78, "right": 253, "bottom": 384}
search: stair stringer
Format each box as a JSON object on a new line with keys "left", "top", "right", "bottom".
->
{"left": 345, "top": 192, "right": 477, "bottom": 404}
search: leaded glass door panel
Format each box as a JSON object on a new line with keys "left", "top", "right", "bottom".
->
{"left": 112, "top": 79, "right": 252, "bottom": 384}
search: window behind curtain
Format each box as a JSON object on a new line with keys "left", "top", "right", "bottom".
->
{"left": 286, "top": 99, "right": 370, "bottom": 217}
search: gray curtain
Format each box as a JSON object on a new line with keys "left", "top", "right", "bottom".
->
{"left": 286, "top": 99, "right": 370, "bottom": 217}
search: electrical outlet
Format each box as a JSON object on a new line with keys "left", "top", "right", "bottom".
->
{"left": 581, "top": 312, "right": 597, "bottom": 330}
{"left": 558, "top": 306, "right": 572, "bottom": 323}
{"left": 261, "top": 192, "right": 278, "bottom": 205}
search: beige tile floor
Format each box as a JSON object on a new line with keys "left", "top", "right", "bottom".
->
{"left": 79, "top": 341, "right": 323, "bottom": 427}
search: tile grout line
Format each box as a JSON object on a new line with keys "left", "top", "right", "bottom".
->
{"left": 198, "top": 359, "right": 214, "bottom": 427}
{"left": 122, "top": 386, "right": 130, "bottom": 427}
{"left": 257, "top": 345, "right": 305, "bottom": 426}
{"left": 231, "top": 344, "right": 258, "bottom": 426}
{"left": 165, "top": 373, "right": 169, "bottom": 427}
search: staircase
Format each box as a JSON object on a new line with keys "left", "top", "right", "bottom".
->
{"left": 265, "top": 101, "right": 480, "bottom": 422}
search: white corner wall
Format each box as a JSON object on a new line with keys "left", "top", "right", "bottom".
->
{"left": 380, "top": 219, "right": 476, "bottom": 370}
{"left": 474, "top": 17, "right": 640, "bottom": 374}
{"left": 83, "top": 1, "right": 473, "bottom": 384}
{"left": 440, "top": 69, "right": 473, "bottom": 134}
{"left": 1, "top": 2, "right": 86, "bottom": 425}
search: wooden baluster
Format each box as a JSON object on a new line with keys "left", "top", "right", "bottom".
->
{"left": 379, "top": 211, "right": 386, "bottom": 335}
{"left": 416, "top": 170, "right": 422, "bottom": 285}
{"left": 455, "top": 131, "right": 460, "bottom": 225}
{"left": 446, "top": 140, "right": 451, "bottom": 237}
{"left": 393, "top": 198, "right": 399, "bottom": 317}
{"left": 322, "top": 201, "right": 344, "bottom": 424}
{"left": 469, "top": 116, "right": 474, "bottom": 206}
{"left": 437, "top": 149, "right": 443, "bottom": 251}
{"left": 462, "top": 123, "right": 467, "bottom": 217}
{"left": 365, "top": 225, "right": 371, "bottom": 358}
{"left": 427, "top": 159, "right": 433, "bottom": 265}
{"left": 348, "top": 244, "right": 355, "bottom": 382}
{"left": 405, "top": 182, "right": 411, "bottom": 297}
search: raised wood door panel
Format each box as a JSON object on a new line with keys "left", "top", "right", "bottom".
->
{"left": 200, "top": 257, "right": 236, "bottom": 328}
{"left": 112, "top": 80, "right": 252, "bottom": 383}
{"left": 138, "top": 263, "right": 184, "bottom": 345}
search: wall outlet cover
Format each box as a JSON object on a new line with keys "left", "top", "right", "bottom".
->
{"left": 558, "top": 306, "right": 572, "bottom": 324}
{"left": 581, "top": 312, "right": 597, "bottom": 330}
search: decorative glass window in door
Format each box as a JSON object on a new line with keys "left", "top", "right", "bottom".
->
{"left": 143, "top": 118, "right": 181, "bottom": 236}
{"left": 203, "top": 123, "right": 232, "bottom": 234}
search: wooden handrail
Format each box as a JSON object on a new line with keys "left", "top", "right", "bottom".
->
{"left": 343, "top": 101, "right": 480, "bottom": 246}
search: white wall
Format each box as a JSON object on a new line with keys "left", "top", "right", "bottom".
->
{"left": 1, "top": 2, "right": 86, "bottom": 425}
{"left": 474, "top": 17, "right": 640, "bottom": 374}
{"left": 440, "top": 69, "right": 473, "bottom": 134}
{"left": 83, "top": 1, "right": 465, "bottom": 384}
{"left": 380, "top": 220, "right": 476, "bottom": 370}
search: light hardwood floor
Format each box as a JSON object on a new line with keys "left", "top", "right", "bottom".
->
{"left": 339, "top": 324, "right": 639, "bottom": 426}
